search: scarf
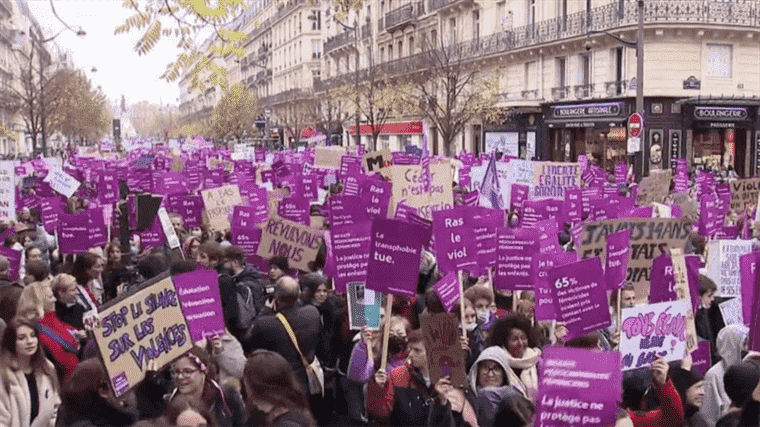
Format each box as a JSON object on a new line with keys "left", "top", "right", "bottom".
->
{"left": 503, "top": 347, "right": 541, "bottom": 401}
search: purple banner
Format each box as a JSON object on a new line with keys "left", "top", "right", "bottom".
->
{"left": 534, "top": 252, "right": 577, "bottom": 322}
{"left": 605, "top": 229, "right": 632, "bottom": 290}
{"left": 40, "top": 197, "right": 65, "bottom": 234}
{"left": 173, "top": 269, "right": 226, "bottom": 343}
{"left": 0, "top": 246, "right": 21, "bottom": 282}
{"left": 691, "top": 341, "right": 712, "bottom": 377}
{"left": 433, "top": 207, "right": 478, "bottom": 274}
{"left": 365, "top": 219, "right": 425, "bottom": 297}
{"left": 510, "top": 184, "right": 529, "bottom": 215}
{"left": 168, "top": 194, "right": 204, "bottom": 229}
{"left": 740, "top": 251, "right": 760, "bottom": 328}
{"left": 277, "top": 196, "right": 310, "bottom": 226}
{"left": 495, "top": 227, "right": 537, "bottom": 291}
{"left": 360, "top": 179, "right": 392, "bottom": 219}
{"left": 231, "top": 226, "right": 262, "bottom": 257}
{"left": 88, "top": 208, "right": 108, "bottom": 249}
{"left": 548, "top": 257, "right": 611, "bottom": 341}
{"left": 59, "top": 212, "right": 91, "bottom": 254}
{"left": 536, "top": 346, "right": 621, "bottom": 427}
{"left": 329, "top": 195, "right": 367, "bottom": 227}
{"left": 433, "top": 271, "right": 460, "bottom": 313}
{"left": 649, "top": 253, "right": 702, "bottom": 315}
{"left": 330, "top": 222, "right": 371, "bottom": 294}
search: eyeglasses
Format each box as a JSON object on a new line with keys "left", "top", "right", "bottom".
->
{"left": 171, "top": 368, "right": 199, "bottom": 378}
{"left": 478, "top": 365, "right": 502, "bottom": 375}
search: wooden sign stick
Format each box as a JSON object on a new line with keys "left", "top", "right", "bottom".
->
{"left": 458, "top": 270, "right": 466, "bottom": 339}
{"left": 379, "top": 294, "right": 394, "bottom": 372}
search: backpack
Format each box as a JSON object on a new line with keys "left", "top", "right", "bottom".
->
{"left": 232, "top": 281, "right": 257, "bottom": 332}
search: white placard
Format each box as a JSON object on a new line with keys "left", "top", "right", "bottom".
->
{"left": 157, "top": 207, "right": 181, "bottom": 249}
{"left": 0, "top": 161, "right": 14, "bottom": 221}
{"left": 43, "top": 169, "right": 80, "bottom": 198}
{"left": 706, "top": 240, "right": 753, "bottom": 297}
{"left": 718, "top": 297, "right": 743, "bottom": 326}
{"left": 620, "top": 300, "right": 689, "bottom": 371}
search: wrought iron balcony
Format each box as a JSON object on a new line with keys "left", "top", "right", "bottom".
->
{"left": 551, "top": 86, "right": 571, "bottom": 100}
{"left": 521, "top": 89, "right": 539, "bottom": 99}
{"left": 256, "top": 69, "right": 272, "bottom": 83}
{"left": 385, "top": 3, "right": 421, "bottom": 32}
{"left": 427, "top": 0, "right": 473, "bottom": 13}
{"left": 378, "top": 17, "right": 385, "bottom": 32}
{"left": 361, "top": 22, "right": 371, "bottom": 39}
{"left": 605, "top": 80, "right": 628, "bottom": 96}
{"left": 268, "top": 88, "right": 313, "bottom": 106}
{"left": 574, "top": 84, "right": 593, "bottom": 99}
{"left": 324, "top": 30, "right": 356, "bottom": 53}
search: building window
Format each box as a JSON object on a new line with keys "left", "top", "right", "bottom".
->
{"left": 449, "top": 17, "right": 456, "bottom": 42}
{"left": 311, "top": 10, "right": 321, "bottom": 30}
{"left": 388, "top": 43, "right": 393, "bottom": 61}
{"left": 525, "top": 61, "right": 538, "bottom": 92}
{"left": 380, "top": 135, "right": 390, "bottom": 150}
{"left": 472, "top": 10, "right": 480, "bottom": 40}
{"left": 528, "top": 0, "right": 536, "bottom": 25}
{"left": 555, "top": 57, "right": 566, "bottom": 88}
{"left": 312, "top": 39, "right": 322, "bottom": 59}
{"left": 707, "top": 44, "right": 732, "bottom": 78}
{"left": 408, "top": 36, "right": 414, "bottom": 55}
{"left": 398, "top": 40, "right": 403, "bottom": 57}
{"left": 497, "top": 2, "right": 506, "bottom": 30}
{"left": 579, "top": 53, "right": 590, "bottom": 85}
{"left": 380, "top": 46, "right": 385, "bottom": 62}
{"left": 431, "top": 29, "right": 437, "bottom": 48}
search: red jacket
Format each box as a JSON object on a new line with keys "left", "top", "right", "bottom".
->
{"left": 38, "top": 310, "right": 79, "bottom": 382}
{"left": 628, "top": 378, "right": 684, "bottom": 427}
{"left": 367, "top": 363, "right": 433, "bottom": 426}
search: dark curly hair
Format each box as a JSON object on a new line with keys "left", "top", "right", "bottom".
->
{"left": 488, "top": 312, "right": 539, "bottom": 349}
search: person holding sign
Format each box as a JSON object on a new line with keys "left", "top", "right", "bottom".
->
{"left": 136, "top": 347, "right": 245, "bottom": 427}
{"left": 0, "top": 317, "right": 61, "bottom": 427}
{"left": 622, "top": 357, "right": 685, "bottom": 427}
{"left": 488, "top": 314, "right": 541, "bottom": 402}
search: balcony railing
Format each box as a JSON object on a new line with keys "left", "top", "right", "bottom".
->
{"left": 385, "top": 3, "right": 421, "bottom": 32}
{"left": 256, "top": 69, "right": 272, "bottom": 83}
{"left": 551, "top": 86, "right": 571, "bottom": 100}
{"left": 324, "top": 30, "right": 355, "bottom": 53}
{"left": 574, "top": 84, "right": 593, "bottom": 99}
{"left": 317, "top": 0, "right": 760, "bottom": 92}
{"left": 521, "top": 89, "right": 539, "bottom": 99}
{"left": 427, "top": 0, "right": 472, "bottom": 13}
{"left": 605, "top": 80, "right": 628, "bottom": 96}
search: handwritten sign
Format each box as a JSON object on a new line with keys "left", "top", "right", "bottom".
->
{"left": 531, "top": 162, "right": 581, "bottom": 200}
{"left": 0, "top": 161, "right": 14, "bottom": 221}
{"left": 94, "top": 277, "right": 192, "bottom": 397}
{"left": 363, "top": 149, "right": 392, "bottom": 173}
{"left": 157, "top": 208, "right": 180, "bottom": 249}
{"left": 381, "top": 163, "right": 453, "bottom": 220}
{"left": 730, "top": 178, "right": 760, "bottom": 212}
{"left": 620, "top": 300, "right": 689, "bottom": 371}
{"left": 314, "top": 146, "right": 346, "bottom": 169}
{"left": 201, "top": 184, "right": 243, "bottom": 232}
{"left": 420, "top": 313, "right": 466, "bottom": 388}
{"left": 44, "top": 169, "right": 81, "bottom": 198}
{"left": 636, "top": 170, "right": 672, "bottom": 206}
{"left": 706, "top": 240, "right": 753, "bottom": 297}
{"left": 718, "top": 297, "right": 743, "bottom": 326}
{"left": 257, "top": 215, "right": 324, "bottom": 272}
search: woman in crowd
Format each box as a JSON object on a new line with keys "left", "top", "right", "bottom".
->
{"left": 162, "top": 394, "right": 220, "bottom": 427}
{"left": 16, "top": 279, "right": 79, "bottom": 384}
{"left": 701, "top": 324, "right": 749, "bottom": 424}
{"left": 242, "top": 349, "right": 316, "bottom": 427}
{"left": 102, "top": 242, "right": 129, "bottom": 302}
{"left": 137, "top": 346, "right": 245, "bottom": 427}
{"left": 622, "top": 357, "right": 684, "bottom": 427}
{"left": 71, "top": 252, "right": 104, "bottom": 306}
{"left": 488, "top": 313, "right": 542, "bottom": 402}
{"left": 51, "top": 273, "right": 89, "bottom": 331}
{"left": 183, "top": 236, "right": 202, "bottom": 261}
{"left": 452, "top": 297, "right": 486, "bottom": 372}
{"left": 268, "top": 256, "right": 290, "bottom": 285}
{"left": 716, "top": 361, "right": 760, "bottom": 426}
{"left": 0, "top": 317, "right": 60, "bottom": 427}
{"left": 56, "top": 358, "right": 137, "bottom": 427}
{"left": 668, "top": 359, "right": 710, "bottom": 427}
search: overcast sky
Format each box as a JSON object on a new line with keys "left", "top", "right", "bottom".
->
{"left": 28, "top": 0, "right": 181, "bottom": 107}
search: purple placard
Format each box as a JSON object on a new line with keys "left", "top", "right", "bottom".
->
{"left": 59, "top": 212, "right": 91, "bottom": 254}
{"left": 155, "top": 172, "right": 188, "bottom": 195}
{"left": 140, "top": 216, "right": 164, "bottom": 251}
{"left": 751, "top": 290, "right": 760, "bottom": 351}
{"left": 691, "top": 341, "right": 712, "bottom": 377}
{"left": 534, "top": 252, "right": 577, "bottom": 322}
{"left": 605, "top": 229, "right": 632, "bottom": 290}
{"left": 394, "top": 202, "right": 418, "bottom": 221}
{"left": 40, "top": 197, "right": 64, "bottom": 234}
{"left": 365, "top": 219, "right": 425, "bottom": 297}
{"left": 0, "top": 246, "right": 21, "bottom": 282}
{"left": 331, "top": 222, "right": 372, "bottom": 294}
{"left": 614, "top": 162, "right": 627, "bottom": 184}
{"left": 548, "top": 257, "right": 611, "bottom": 341}
{"left": 98, "top": 172, "right": 120, "bottom": 205}
{"left": 536, "top": 219, "right": 561, "bottom": 255}
{"left": 360, "top": 179, "right": 392, "bottom": 219}
{"left": 277, "top": 196, "right": 310, "bottom": 226}
{"left": 458, "top": 166, "right": 471, "bottom": 188}
{"left": 462, "top": 190, "right": 479, "bottom": 207}
{"left": 232, "top": 205, "right": 267, "bottom": 229}
{"left": 173, "top": 269, "right": 226, "bottom": 342}
{"left": 329, "top": 195, "right": 367, "bottom": 227}
{"left": 473, "top": 208, "right": 503, "bottom": 274}
{"left": 231, "top": 226, "right": 262, "bottom": 257}
{"left": 433, "top": 207, "right": 477, "bottom": 274}
{"left": 649, "top": 253, "right": 702, "bottom": 315}
{"left": 88, "top": 208, "right": 108, "bottom": 249}
{"left": 510, "top": 184, "right": 529, "bottom": 215}
{"left": 261, "top": 169, "right": 275, "bottom": 184}
{"left": 300, "top": 175, "right": 318, "bottom": 201}
{"left": 536, "top": 346, "right": 621, "bottom": 427}
{"left": 433, "top": 271, "right": 460, "bottom": 313}
{"left": 243, "top": 186, "right": 269, "bottom": 221}
{"left": 271, "top": 160, "right": 290, "bottom": 178}
{"left": 740, "top": 251, "right": 760, "bottom": 327}
{"left": 342, "top": 175, "right": 362, "bottom": 197}
{"left": 495, "top": 227, "right": 537, "bottom": 291}
{"left": 169, "top": 194, "right": 203, "bottom": 229}
{"left": 563, "top": 188, "right": 582, "bottom": 225}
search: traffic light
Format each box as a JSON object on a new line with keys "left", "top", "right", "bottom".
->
{"left": 113, "top": 119, "right": 121, "bottom": 140}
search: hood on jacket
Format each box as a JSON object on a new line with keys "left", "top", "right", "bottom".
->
{"left": 717, "top": 324, "right": 749, "bottom": 368}
{"left": 468, "top": 346, "right": 514, "bottom": 393}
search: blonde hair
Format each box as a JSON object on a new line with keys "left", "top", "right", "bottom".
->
{"left": 17, "top": 280, "right": 52, "bottom": 320}
{"left": 50, "top": 274, "right": 76, "bottom": 298}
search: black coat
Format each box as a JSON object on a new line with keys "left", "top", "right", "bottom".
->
{"left": 245, "top": 304, "right": 322, "bottom": 395}
{"left": 55, "top": 398, "right": 136, "bottom": 427}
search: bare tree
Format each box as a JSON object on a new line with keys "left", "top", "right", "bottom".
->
{"left": 276, "top": 90, "right": 316, "bottom": 149}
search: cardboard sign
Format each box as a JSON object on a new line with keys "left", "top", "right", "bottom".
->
{"left": 620, "top": 300, "right": 689, "bottom": 371}
{"left": 94, "top": 277, "right": 192, "bottom": 397}
{"left": 201, "top": 184, "right": 243, "bottom": 232}
{"left": 365, "top": 219, "right": 425, "bottom": 297}
{"left": 173, "top": 269, "right": 226, "bottom": 342}
{"left": 330, "top": 222, "right": 371, "bottom": 294}
{"left": 314, "top": 146, "right": 346, "bottom": 169}
{"left": 636, "top": 170, "right": 672, "bottom": 206}
{"left": 44, "top": 169, "right": 81, "bottom": 198}
{"left": 157, "top": 207, "right": 181, "bottom": 249}
{"left": 347, "top": 282, "right": 381, "bottom": 330}
{"left": 730, "top": 178, "right": 760, "bottom": 212}
{"left": 706, "top": 240, "right": 753, "bottom": 297}
{"left": 536, "top": 347, "right": 621, "bottom": 427}
{"left": 548, "top": 257, "right": 611, "bottom": 341}
{"left": 381, "top": 163, "right": 454, "bottom": 220}
{"left": 531, "top": 162, "right": 581, "bottom": 200}
{"left": 257, "top": 215, "right": 324, "bottom": 272}
{"left": 0, "top": 161, "right": 15, "bottom": 221}
{"left": 578, "top": 219, "right": 691, "bottom": 301}
{"left": 420, "top": 313, "right": 466, "bottom": 388}
{"left": 363, "top": 149, "right": 392, "bottom": 173}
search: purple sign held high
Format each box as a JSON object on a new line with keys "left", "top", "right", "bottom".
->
{"left": 59, "top": 212, "right": 91, "bottom": 254}
{"left": 169, "top": 194, "right": 204, "bottom": 229}
{"left": 495, "top": 227, "right": 538, "bottom": 291}
{"left": 329, "top": 195, "right": 367, "bottom": 227}
{"left": 330, "top": 222, "right": 371, "bottom": 294}
{"left": 365, "top": 219, "right": 425, "bottom": 297}
{"left": 173, "top": 269, "right": 226, "bottom": 343}
{"left": 534, "top": 252, "right": 577, "bottom": 322}
{"left": 231, "top": 226, "right": 262, "bottom": 257}
{"left": 433, "top": 271, "right": 460, "bottom": 313}
{"left": 433, "top": 207, "right": 477, "bottom": 274}
{"left": 40, "top": 197, "right": 65, "bottom": 234}
{"left": 277, "top": 196, "right": 310, "bottom": 226}
{"left": 740, "top": 252, "right": 760, "bottom": 327}
{"left": 605, "top": 229, "right": 631, "bottom": 290}
{"left": 360, "top": 179, "right": 392, "bottom": 219}
{"left": 548, "top": 257, "right": 611, "bottom": 341}
{"left": 510, "top": 184, "right": 529, "bottom": 215}
{"left": 536, "top": 346, "right": 621, "bottom": 427}
{"left": 0, "top": 246, "right": 21, "bottom": 282}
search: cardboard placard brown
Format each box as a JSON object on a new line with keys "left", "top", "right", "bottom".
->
{"left": 201, "top": 184, "right": 243, "bottom": 232}
{"left": 578, "top": 218, "right": 691, "bottom": 302}
{"left": 420, "top": 313, "right": 466, "bottom": 388}
{"left": 671, "top": 248, "right": 698, "bottom": 353}
{"left": 314, "top": 146, "right": 346, "bottom": 169}
{"left": 730, "top": 178, "right": 760, "bottom": 212}
{"left": 257, "top": 215, "right": 324, "bottom": 272}
{"left": 363, "top": 149, "right": 392, "bottom": 173}
{"left": 636, "top": 170, "right": 672, "bottom": 206}
{"left": 380, "top": 163, "right": 454, "bottom": 220}
{"left": 93, "top": 277, "right": 192, "bottom": 397}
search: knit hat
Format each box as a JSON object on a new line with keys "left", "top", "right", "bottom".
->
{"left": 299, "top": 272, "right": 326, "bottom": 293}
{"left": 669, "top": 367, "right": 702, "bottom": 397}
{"left": 268, "top": 256, "right": 289, "bottom": 272}
{"left": 622, "top": 373, "right": 650, "bottom": 410}
{"left": 724, "top": 361, "right": 760, "bottom": 407}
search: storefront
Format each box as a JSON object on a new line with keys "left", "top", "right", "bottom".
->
{"left": 482, "top": 109, "right": 543, "bottom": 160}
{"left": 349, "top": 121, "right": 424, "bottom": 152}
{"left": 682, "top": 103, "right": 759, "bottom": 177}
{"left": 544, "top": 101, "right": 632, "bottom": 174}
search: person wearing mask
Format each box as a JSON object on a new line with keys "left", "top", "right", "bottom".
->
{"left": 716, "top": 361, "right": 760, "bottom": 427}
{"left": 56, "top": 358, "right": 137, "bottom": 427}
{"left": 701, "top": 324, "right": 749, "bottom": 425}
{"left": 488, "top": 313, "right": 542, "bottom": 402}
{"left": 622, "top": 357, "right": 684, "bottom": 427}
{"left": 242, "top": 350, "right": 316, "bottom": 427}
{"left": 467, "top": 346, "right": 533, "bottom": 427}
{"left": 452, "top": 297, "right": 485, "bottom": 372}
{"left": 464, "top": 285, "right": 495, "bottom": 326}
{"left": 0, "top": 317, "right": 60, "bottom": 427}
{"left": 137, "top": 347, "right": 245, "bottom": 427}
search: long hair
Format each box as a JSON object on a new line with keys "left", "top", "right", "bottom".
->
{"left": 16, "top": 281, "right": 49, "bottom": 320}
{"left": 71, "top": 252, "right": 100, "bottom": 286}
{"left": 243, "top": 350, "right": 313, "bottom": 423}
{"left": 0, "top": 317, "right": 58, "bottom": 394}
{"left": 170, "top": 347, "right": 220, "bottom": 410}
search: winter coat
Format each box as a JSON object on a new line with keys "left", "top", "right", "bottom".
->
{"left": 0, "top": 359, "right": 60, "bottom": 427}
{"left": 55, "top": 397, "right": 137, "bottom": 427}
{"left": 366, "top": 363, "right": 435, "bottom": 426}
{"left": 232, "top": 265, "right": 268, "bottom": 313}
{"left": 467, "top": 346, "right": 533, "bottom": 427}
{"left": 214, "top": 333, "right": 246, "bottom": 385}
{"left": 627, "top": 378, "right": 685, "bottom": 427}
{"left": 37, "top": 311, "right": 79, "bottom": 384}
{"left": 700, "top": 324, "right": 749, "bottom": 425}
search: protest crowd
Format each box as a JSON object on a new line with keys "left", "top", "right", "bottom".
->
{"left": 0, "top": 137, "right": 760, "bottom": 427}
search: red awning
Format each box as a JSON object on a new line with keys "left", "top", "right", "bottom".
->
{"left": 350, "top": 121, "right": 423, "bottom": 135}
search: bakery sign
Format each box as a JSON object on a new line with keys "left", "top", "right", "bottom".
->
{"left": 552, "top": 102, "right": 623, "bottom": 119}
{"left": 694, "top": 107, "right": 748, "bottom": 121}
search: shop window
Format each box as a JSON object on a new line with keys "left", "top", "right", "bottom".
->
{"left": 707, "top": 44, "right": 732, "bottom": 78}
{"left": 380, "top": 135, "right": 390, "bottom": 150}
{"left": 399, "top": 135, "right": 412, "bottom": 151}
